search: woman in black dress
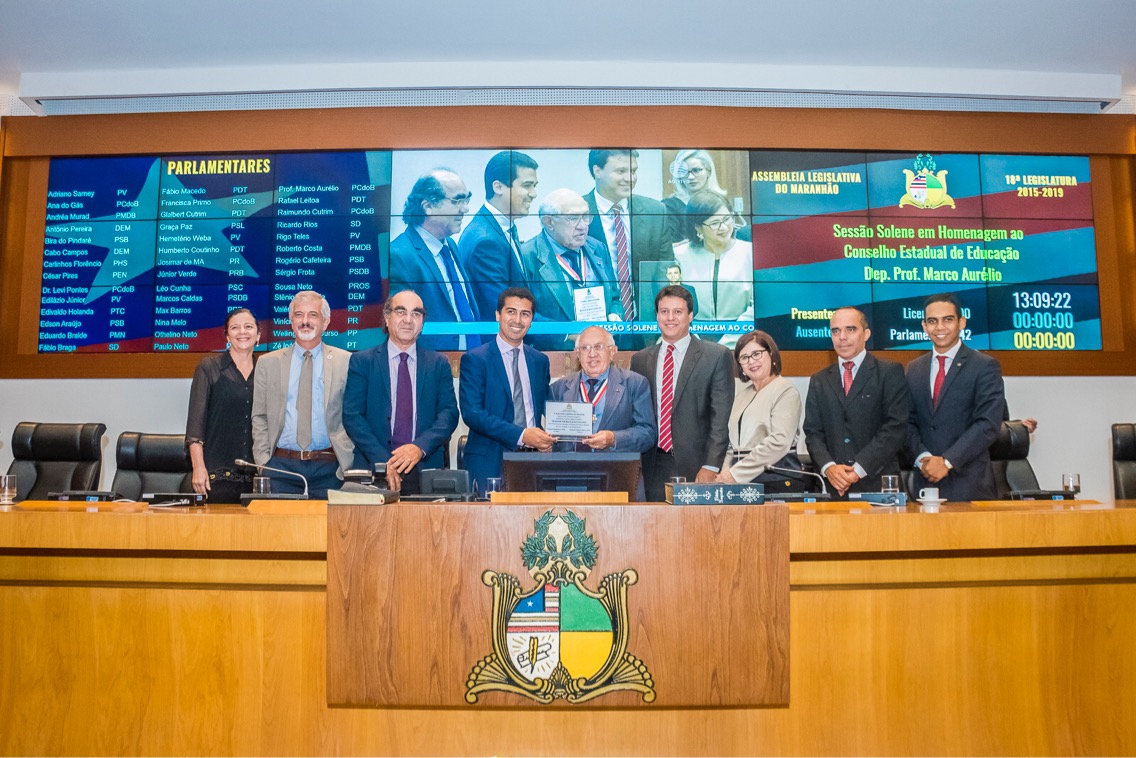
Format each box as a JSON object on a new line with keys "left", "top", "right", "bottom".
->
{"left": 186, "top": 308, "right": 259, "bottom": 503}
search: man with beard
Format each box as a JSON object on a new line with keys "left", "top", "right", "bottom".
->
{"left": 252, "top": 290, "right": 354, "bottom": 498}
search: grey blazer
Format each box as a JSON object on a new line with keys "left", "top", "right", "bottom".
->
{"left": 251, "top": 343, "right": 355, "bottom": 476}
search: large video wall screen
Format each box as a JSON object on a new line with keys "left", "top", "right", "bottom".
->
{"left": 38, "top": 149, "right": 1099, "bottom": 353}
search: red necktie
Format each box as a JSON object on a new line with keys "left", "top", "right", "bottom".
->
{"left": 932, "top": 355, "right": 947, "bottom": 407}
{"left": 610, "top": 204, "right": 636, "bottom": 321}
{"left": 658, "top": 344, "right": 676, "bottom": 451}
{"left": 842, "top": 361, "right": 854, "bottom": 396}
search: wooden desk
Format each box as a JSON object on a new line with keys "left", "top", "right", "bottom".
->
{"left": 2, "top": 499, "right": 1135, "bottom": 756}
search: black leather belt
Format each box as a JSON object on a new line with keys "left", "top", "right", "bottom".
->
{"left": 273, "top": 447, "right": 337, "bottom": 462}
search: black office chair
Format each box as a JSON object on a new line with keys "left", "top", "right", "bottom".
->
{"left": 6, "top": 421, "right": 107, "bottom": 501}
{"left": 456, "top": 433, "right": 467, "bottom": 471}
{"left": 990, "top": 420, "right": 1040, "bottom": 498}
{"left": 1112, "top": 423, "right": 1136, "bottom": 500}
{"left": 110, "top": 431, "right": 193, "bottom": 500}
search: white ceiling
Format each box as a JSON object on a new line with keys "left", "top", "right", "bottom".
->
{"left": 2, "top": 0, "right": 1135, "bottom": 112}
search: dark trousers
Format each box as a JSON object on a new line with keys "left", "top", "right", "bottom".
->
{"left": 265, "top": 456, "right": 340, "bottom": 499}
{"left": 643, "top": 449, "right": 677, "bottom": 502}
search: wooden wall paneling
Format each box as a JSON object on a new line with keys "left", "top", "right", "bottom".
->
{"left": 326, "top": 502, "right": 790, "bottom": 707}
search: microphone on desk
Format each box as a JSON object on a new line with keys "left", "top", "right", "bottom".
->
{"left": 234, "top": 459, "right": 309, "bottom": 499}
{"left": 766, "top": 465, "right": 829, "bottom": 497}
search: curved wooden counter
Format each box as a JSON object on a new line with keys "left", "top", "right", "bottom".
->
{"left": 2, "top": 499, "right": 1134, "bottom": 756}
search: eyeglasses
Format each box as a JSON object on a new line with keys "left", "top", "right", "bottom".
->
{"left": 390, "top": 307, "right": 425, "bottom": 320}
{"left": 701, "top": 216, "right": 738, "bottom": 231}
{"left": 554, "top": 214, "right": 593, "bottom": 226}
{"left": 738, "top": 349, "right": 768, "bottom": 364}
{"left": 576, "top": 343, "right": 614, "bottom": 355}
{"left": 685, "top": 166, "right": 707, "bottom": 176}
{"left": 440, "top": 193, "right": 472, "bottom": 206}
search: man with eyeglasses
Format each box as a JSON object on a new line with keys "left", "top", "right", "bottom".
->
{"left": 389, "top": 168, "right": 481, "bottom": 351}
{"left": 803, "top": 306, "right": 910, "bottom": 497}
{"left": 549, "top": 325, "right": 656, "bottom": 455}
{"left": 341, "top": 289, "right": 458, "bottom": 495}
{"left": 906, "top": 292, "right": 1006, "bottom": 501}
{"left": 519, "top": 188, "right": 621, "bottom": 349}
{"left": 458, "top": 151, "right": 540, "bottom": 320}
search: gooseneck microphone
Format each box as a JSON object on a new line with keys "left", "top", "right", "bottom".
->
{"left": 234, "top": 458, "right": 309, "bottom": 499}
{"left": 765, "top": 465, "right": 830, "bottom": 497}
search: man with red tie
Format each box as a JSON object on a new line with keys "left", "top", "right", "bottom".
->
{"left": 906, "top": 293, "right": 1006, "bottom": 501}
{"left": 630, "top": 285, "right": 734, "bottom": 501}
{"left": 803, "top": 306, "right": 910, "bottom": 497}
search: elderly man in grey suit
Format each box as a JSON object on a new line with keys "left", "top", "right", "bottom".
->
{"left": 520, "top": 188, "right": 621, "bottom": 349}
{"left": 252, "top": 290, "right": 354, "bottom": 498}
{"left": 549, "top": 325, "right": 656, "bottom": 453}
{"left": 630, "top": 285, "right": 735, "bottom": 501}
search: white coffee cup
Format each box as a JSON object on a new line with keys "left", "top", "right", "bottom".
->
{"left": 919, "top": 487, "right": 940, "bottom": 501}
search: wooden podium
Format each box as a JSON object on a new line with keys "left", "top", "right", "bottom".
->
{"left": 326, "top": 501, "right": 790, "bottom": 707}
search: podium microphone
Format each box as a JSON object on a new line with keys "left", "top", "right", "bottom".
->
{"left": 766, "top": 465, "right": 829, "bottom": 497}
{"left": 234, "top": 458, "right": 309, "bottom": 498}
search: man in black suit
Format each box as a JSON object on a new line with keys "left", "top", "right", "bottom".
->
{"left": 584, "top": 149, "right": 673, "bottom": 325}
{"left": 457, "top": 151, "right": 540, "bottom": 319}
{"left": 341, "top": 289, "right": 459, "bottom": 494}
{"left": 906, "top": 293, "right": 1006, "bottom": 501}
{"left": 630, "top": 284, "right": 734, "bottom": 501}
{"left": 803, "top": 306, "right": 910, "bottom": 497}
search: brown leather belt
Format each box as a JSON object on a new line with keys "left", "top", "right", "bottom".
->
{"left": 273, "top": 447, "right": 337, "bottom": 462}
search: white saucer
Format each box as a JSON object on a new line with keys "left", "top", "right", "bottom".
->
{"left": 918, "top": 498, "right": 945, "bottom": 506}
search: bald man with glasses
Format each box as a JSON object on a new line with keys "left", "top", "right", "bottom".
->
{"left": 520, "top": 188, "right": 622, "bottom": 349}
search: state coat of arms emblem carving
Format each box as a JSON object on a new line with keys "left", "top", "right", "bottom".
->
{"left": 465, "top": 509, "right": 655, "bottom": 704}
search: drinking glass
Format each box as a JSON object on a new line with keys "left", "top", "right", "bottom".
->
{"left": 251, "top": 476, "right": 272, "bottom": 495}
{"left": 1061, "top": 473, "right": 1081, "bottom": 494}
{"left": 0, "top": 474, "right": 15, "bottom": 504}
{"left": 880, "top": 475, "right": 900, "bottom": 494}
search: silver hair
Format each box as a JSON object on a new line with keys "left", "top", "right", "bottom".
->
{"left": 290, "top": 290, "right": 331, "bottom": 321}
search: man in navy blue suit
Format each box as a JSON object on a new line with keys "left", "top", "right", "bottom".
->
{"left": 342, "top": 288, "right": 459, "bottom": 494}
{"left": 457, "top": 151, "right": 540, "bottom": 320}
{"left": 907, "top": 292, "right": 1006, "bottom": 501}
{"left": 458, "top": 287, "right": 555, "bottom": 493}
{"left": 389, "top": 169, "right": 480, "bottom": 351}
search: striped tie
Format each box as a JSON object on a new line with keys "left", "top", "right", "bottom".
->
{"left": 658, "top": 344, "right": 676, "bottom": 451}
{"left": 610, "top": 204, "right": 636, "bottom": 321}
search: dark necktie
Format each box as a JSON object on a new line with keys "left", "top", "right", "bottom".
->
{"left": 440, "top": 241, "right": 480, "bottom": 347}
{"left": 392, "top": 352, "right": 413, "bottom": 447}
{"left": 932, "top": 355, "right": 947, "bottom": 408}
{"left": 587, "top": 378, "right": 601, "bottom": 432}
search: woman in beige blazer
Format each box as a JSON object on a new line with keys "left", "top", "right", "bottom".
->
{"left": 717, "top": 330, "right": 805, "bottom": 493}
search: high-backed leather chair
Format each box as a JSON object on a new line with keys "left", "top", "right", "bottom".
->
{"left": 6, "top": 421, "right": 107, "bottom": 501}
{"left": 110, "top": 432, "right": 193, "bottom": 500}
{"left": 990, "top": 420, "right": 1039, "bottom": 498}
{"left": 1112, "top": 423, "right": 1136, "bottom": 500}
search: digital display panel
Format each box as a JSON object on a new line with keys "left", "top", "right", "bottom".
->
{"left": 38, "top": 148, "right": 1100, "bottom": 354}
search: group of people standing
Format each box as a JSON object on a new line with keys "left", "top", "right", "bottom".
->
{"left": 387, "top": 149, "right": 755, "bottom": 352}
{"left": 185, "top": 280, "right": 1007, "bottom": 505}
